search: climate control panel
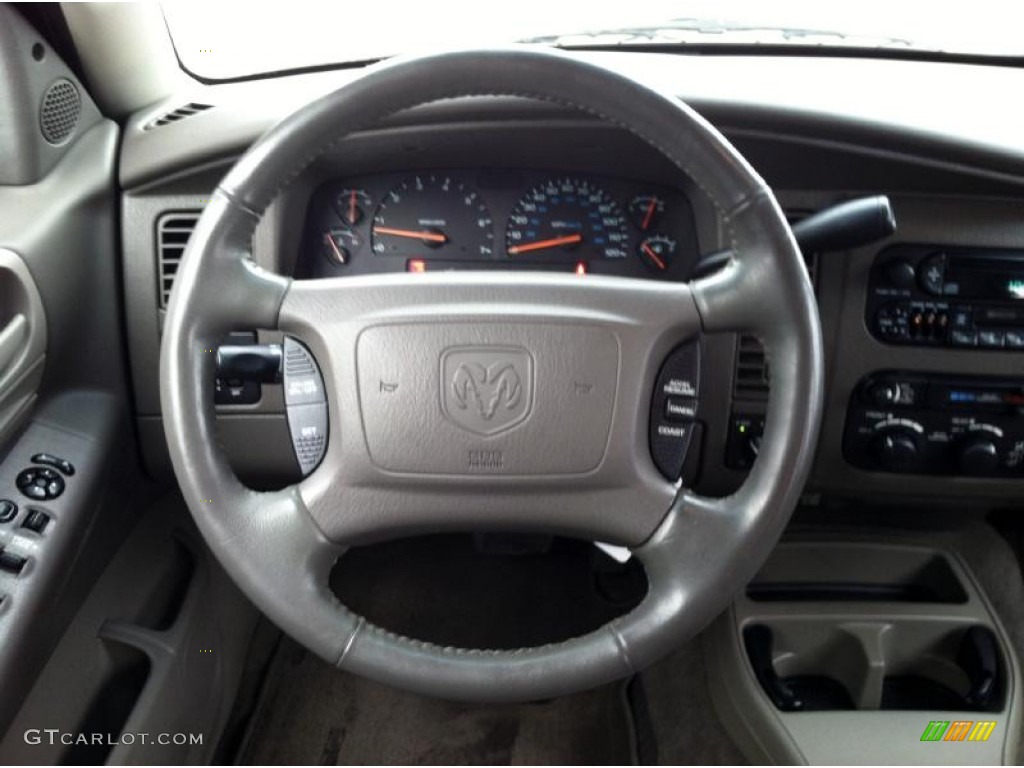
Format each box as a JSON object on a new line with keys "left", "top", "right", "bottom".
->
{"left": 844, "top": 371, "right": 1024, "bottom": 477}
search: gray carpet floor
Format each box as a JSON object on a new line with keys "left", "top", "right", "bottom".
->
{"left": 240, "top": 640, "right": 636, "bottom": 765}
{"left": 239, "top": 535, "right": 643, "bottom": 765}
{"left": 236, "top": 520, "right": 1024, "bottom": 765}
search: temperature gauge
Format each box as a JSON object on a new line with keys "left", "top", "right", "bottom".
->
{"left": 322, "top": 228, "right": 361, "bottom": 266}
{"left": 335, "top": 189, "right": 374, "bottom": 227}
{"left": 638, "top": 235, "right": 676, "bottom": 271}
{"left": 628, "top": 195, "right": 665, "bottom": 231}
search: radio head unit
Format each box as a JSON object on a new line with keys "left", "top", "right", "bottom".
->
{"left": 867, "top": 244, "right": 1024, "bottom": 349}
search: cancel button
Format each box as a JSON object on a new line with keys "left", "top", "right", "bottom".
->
{"left": 665, "top": 397, "right": 698, "bottom": 422}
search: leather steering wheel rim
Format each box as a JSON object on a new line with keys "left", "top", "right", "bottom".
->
{"left": 159, "top": 48, "right": 823, "bottom": 702}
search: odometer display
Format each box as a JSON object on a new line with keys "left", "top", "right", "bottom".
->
{"left": 505, "top": 178, "right": 630, "bottom": 261}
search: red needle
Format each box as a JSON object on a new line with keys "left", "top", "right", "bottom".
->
{"left": 508, "top": 233, "right": 583, "bottom": 255}
{"left": 641, "top": 242, "right": 667, "bottom": 270}
{"left": 641, "top": 198, "right": 657, "bottom": 231}
{"left": 348, "top": 191, "right": 357, "bottom": 224}
{"left": 373, "top": 226, "right": 448, "bottom": 243}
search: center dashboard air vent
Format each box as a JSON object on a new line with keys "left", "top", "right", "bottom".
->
{"left": 156, "top": 212, "right": 201, "bottom": 308}
{"left": 731, "top": 209, "right": 817, "bottom": 402}
{"left": 143, "top": 103, "right": 213, "bottom": 131}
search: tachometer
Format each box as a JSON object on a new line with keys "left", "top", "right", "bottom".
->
{"left": 371, "top": 175, "right": 494, "bottom": 259}
{"left": 505, "top": 177, "right": 630, "bottom": 261}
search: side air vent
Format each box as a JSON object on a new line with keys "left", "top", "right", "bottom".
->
{"left": 144, "top": 103, "right": 213, "bottom": 131}
{"left": 730, "top": 209, "right": 814, "bottom": 402}
{"left": 733, "top": 334, "right": 770, "bottom": 401}
{"left": 156, "top": 212, "right": 201, "bottom": 307}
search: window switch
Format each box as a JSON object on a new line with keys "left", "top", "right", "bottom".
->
{"left": 21, "top": 509, "right": 49, "bottom": 534}
{"left": 0, "top": 549, "right": 27, "bottom": 575}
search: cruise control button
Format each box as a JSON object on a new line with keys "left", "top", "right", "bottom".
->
{"left": 286, "top": 402, "right": 329, "bottom": 476}
{"left": 650, "top": 420, "right": 697, "bottom": 480}
{"left": 665, "top": 397, "right": 698, "bottom": 422}
{"left": 0, "top": 500, "right": 16, "bottom": 524}
{"left": 658, "top": 343, "right": 700, "bottom": 398}
{"left": 283, "top": 337, "right": 327, "bottom": 406}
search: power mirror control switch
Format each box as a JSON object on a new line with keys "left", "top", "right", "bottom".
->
{"left": 16, "top": 467, "right": 64, "bottom": 500}
{"left": 283, "top": 337, "right": 329, "bottom": 475}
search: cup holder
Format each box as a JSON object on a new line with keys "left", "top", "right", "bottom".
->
{"left": 745, "top": 624, "right": 857, "bottom": 712}
{"left": 745, "top": 622, "right": 1005, "bottom": 713}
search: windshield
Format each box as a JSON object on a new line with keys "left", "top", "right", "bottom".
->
{"left": 163, "top": 0, "right": 1024, "bottom": 81}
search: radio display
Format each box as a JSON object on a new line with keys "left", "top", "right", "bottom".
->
{"left": 945, "top": 254, "right": 1024, "bottom": 300}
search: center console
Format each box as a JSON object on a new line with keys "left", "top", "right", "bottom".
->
{"left": 706, "top": 537, "right": 1022, "bottom": 765}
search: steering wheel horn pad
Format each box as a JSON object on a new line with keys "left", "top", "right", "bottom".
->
{"left": 159, "top": 48, "right": 823, "bottom": 702}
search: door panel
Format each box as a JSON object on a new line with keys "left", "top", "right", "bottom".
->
{"left": 0, "top": 4, "right": 148, "bottom": 742}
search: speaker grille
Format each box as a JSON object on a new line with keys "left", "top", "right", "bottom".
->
{"left": 39, "top": 78, "right": 81, "bottom": 145}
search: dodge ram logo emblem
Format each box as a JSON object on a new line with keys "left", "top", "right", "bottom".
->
{"left": 441, "top": 347, "right": 533, "bottom": 436}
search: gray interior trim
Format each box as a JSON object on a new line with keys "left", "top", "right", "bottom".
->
{"left": 0, "top": 5, "right": 103, "bottom": 186}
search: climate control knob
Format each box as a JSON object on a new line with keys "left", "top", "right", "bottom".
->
{"left": 870, "top": 429, "right": 921, "bottom": 472}
{"left": 958, "top": 437, "right": 1000, "bottom": 476}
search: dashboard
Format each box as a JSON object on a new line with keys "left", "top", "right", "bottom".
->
{"left": 117, "top": 52, "right": 1024, "bottom": 509}
{"left": 299, "top": 171, "right": 699, "bottom": 281}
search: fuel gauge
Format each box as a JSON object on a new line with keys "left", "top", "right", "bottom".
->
{"left": 322, "top": 228, "right": 361, "bottom": 266}
{"left": 638, "top": 235, "right": 676, "bottom": 272}
{"left": 335, "top": 189, "right": 374, "bottom": 227}
{"left": 628, "top": 195, "right": 665, "bottom": 231}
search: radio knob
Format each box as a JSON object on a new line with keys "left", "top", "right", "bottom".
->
{"left": 958, "top": 437, "right": 1000, "bottom": 476}
{"left": 870, "top": 429, "right": 921, "bottom": 472}
{"left": 885, "top": 259, "right": 917, "bottom": 289}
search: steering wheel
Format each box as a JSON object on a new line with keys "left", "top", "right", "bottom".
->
{"left": 160, "top": 48, "right": 823, "bottom": 702}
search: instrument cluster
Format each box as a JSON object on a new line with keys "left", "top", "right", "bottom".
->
{"left": 300, "top": 170, "right": 699, "bottom": 280}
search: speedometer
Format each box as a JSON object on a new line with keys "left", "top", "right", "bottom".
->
{"left": 505, "top": 177, "right": 630, "bottom": 261}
